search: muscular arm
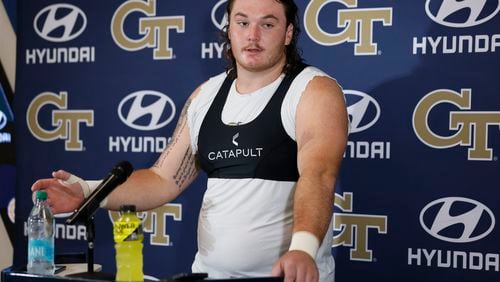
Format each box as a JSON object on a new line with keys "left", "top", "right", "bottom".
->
{"left": 103, "top": 86, "right": 203, "bottom": 211}
{"left": 272, "top": 76, "right": 348, "bottom": 281}
{"left": 293, "top": 76, "right": 348, "bottom": 240}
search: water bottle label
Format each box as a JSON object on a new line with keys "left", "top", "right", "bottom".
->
{"left": 114, "top": 221, "right": 143, "bottom": 242}
{"left": 28, "top": 239, "right": 54, "bottom": 261}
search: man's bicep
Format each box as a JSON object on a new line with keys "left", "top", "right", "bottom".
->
{"left": 295, "top": 77, "right": 348, "bottom": 175}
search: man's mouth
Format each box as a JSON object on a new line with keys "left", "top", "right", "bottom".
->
{"left": 244, "top": 46, "right": 263, "bottom": 53}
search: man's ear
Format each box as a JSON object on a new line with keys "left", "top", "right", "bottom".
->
{"left": 285, "top": 23, "right": 293, "bottom": 46}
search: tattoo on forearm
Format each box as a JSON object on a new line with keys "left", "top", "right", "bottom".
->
{"left": 173, "top": 146, "right": 197, "bottom": 190}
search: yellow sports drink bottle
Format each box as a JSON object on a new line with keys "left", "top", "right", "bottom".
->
{"left": 114, "top": 205, "right": 144, "bottom": 281}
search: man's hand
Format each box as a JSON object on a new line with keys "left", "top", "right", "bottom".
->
{"left": 31, "top": 170, "right": 85, "bottom": 214}
{"left": 271, "top": 250, "right": 319, "bottom": 282}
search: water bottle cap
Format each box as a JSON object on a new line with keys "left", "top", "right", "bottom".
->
{"left": 119, "top": 205, "right": 136, "bottom": 212}
{"left": 36, "top": 190, "right": 48, "bottom": 200}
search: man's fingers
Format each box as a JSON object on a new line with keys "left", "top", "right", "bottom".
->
{"left": 31, "top": 178, "right": 58, "bottom": 191}
{"left": 272, "top": 258, "right": 299, "bottom": 282}
{"left": 31, "top": 169, "right": 72, "bottom": 191}
{"left": 52, "top": 170, "right": 71, "bottom": 181}
{"left": 273, "top": 251, "right": 319, "bottom": 282}
{"left": 283, "top": 265, "right": 298, "bottom": 282}
{"left": 271, "top": 261, "right": 283, "bottom": 277}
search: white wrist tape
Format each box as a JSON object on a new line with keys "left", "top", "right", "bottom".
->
{"left": 65, "top": 176, "right": 108, "bottom": 208}
{"left": 64, "top": 174, "right": 91, "bottom": 198}
{"left": 289, "top": 231, "right": 320, "bottom": 259}
{"left": 87, "top": 180, "right": 107, "bottom": 208}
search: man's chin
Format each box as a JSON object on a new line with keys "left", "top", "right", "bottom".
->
{"left": 238, "top": 61, "right": 272, "bottom": 73}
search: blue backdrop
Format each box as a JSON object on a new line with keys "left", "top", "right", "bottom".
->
{"left": 13, "top": 1, "right": 500, "bottom": 281}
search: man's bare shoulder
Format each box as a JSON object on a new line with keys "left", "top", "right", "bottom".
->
{"left": 303, "top": 75, "right": 343, "bottom": 98}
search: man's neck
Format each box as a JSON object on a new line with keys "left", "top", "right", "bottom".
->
{"left": 235, "top": 61, "right": 286, "bottom": 94}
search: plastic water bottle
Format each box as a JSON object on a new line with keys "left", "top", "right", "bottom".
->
{"left": 27, "top": 190, "right": 55, "bottom": 275}
{"left": 114, "top": 205, "right": 143, "bottom": 281}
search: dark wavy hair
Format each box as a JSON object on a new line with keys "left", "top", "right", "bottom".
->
{"left": 222, "top": 0, "right": 304, "bottom": 78}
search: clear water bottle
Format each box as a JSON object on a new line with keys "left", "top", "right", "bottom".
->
{"left": 114, "top": 204, "right": 143, "bottom": 281}
{"left": 27, "top": 190, "right": 55, "bottom": 275}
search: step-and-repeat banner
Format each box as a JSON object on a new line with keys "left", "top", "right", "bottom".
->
{"left": 13, "top": 1, "right": 499, "bottom": 281}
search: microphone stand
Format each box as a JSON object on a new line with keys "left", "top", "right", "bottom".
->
{"left": 86, "top": 217, "right": 95, "bottom": 274}
{"left": 66, "top": 214, "right": 114, "bottom": 280}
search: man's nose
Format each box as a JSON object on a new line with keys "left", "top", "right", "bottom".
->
{"left": 247, "top": 24, "right": 260, "bottom": 42}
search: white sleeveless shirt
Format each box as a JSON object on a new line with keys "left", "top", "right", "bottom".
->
{"left": 187, "top": 67, "right": 336, "bottom": 281}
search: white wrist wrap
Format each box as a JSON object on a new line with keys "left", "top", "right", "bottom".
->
{"left": 64, "top": 174, "right": 90, "bottom": 198}
{"left": 87, "top": 180, "right": 107, "bottom": 208}
{"left": 66, "top": 177, "right": 107, "bottom": 208}
{"left": 289, "top": 231, "right": 320, "bottom": 259}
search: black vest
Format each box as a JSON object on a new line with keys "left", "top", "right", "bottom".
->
{"left": 197, "top": 65, "right": 306, "bottom": 181}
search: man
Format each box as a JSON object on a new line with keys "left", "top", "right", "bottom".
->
{"left": 32, "top": 0, "right": 348, "bottom": 281}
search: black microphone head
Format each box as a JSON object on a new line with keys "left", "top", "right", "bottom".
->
{"left": 111, "top": 160, "right": 133, "bottom": 184}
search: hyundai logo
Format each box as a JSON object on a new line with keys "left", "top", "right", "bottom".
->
{"left": 425, "top": 0, "right": 500, "bottom": 27}
{"left": 118, "top": 90, "right": 176, "bottom": 131}
{"left": 212, "top": 0, "right": 228, "bottom": 31}
{"left": 0, "top": 110, "right": 7, "bottom": 130}
{"left": 419, "top": 197, "right": 495, "bottom": 243}
{"left": 344, "top": 90, "right": 380, "bottom": 133}
{"left": 34, "top": 3, "right": 87, "bottom": 42}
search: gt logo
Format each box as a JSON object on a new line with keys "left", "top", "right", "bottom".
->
{"left": 304, "top": 0, "right": 392, "bottom": 55}
{"left": 109, "top": 203, "right": 182, "bottom": 246}
{"left": 413, "top": 88, "right": 500, "bottom": 161}
{"left": 333, "top": 192, "right": 387, "bottom": 261}
{"left": 111, "top": 0, "right": 185, "bottom": 60}
{"left": 26, "top": 91, "right": 93, "bottom": 151}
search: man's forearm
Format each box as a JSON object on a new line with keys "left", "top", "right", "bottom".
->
{"left": 293, "top": 175, "right": 334, "bottom": 236}
{"left": 102, "top": 168, "right": 183, "bottom": 211}
{"left": 290, "top": 173, "right": 335, "bottom": 257}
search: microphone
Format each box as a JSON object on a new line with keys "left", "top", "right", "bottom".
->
{"left": 66, "top": 161, "right": 133, "bottom": 225}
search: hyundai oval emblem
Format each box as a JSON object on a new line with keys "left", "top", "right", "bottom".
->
{"left": 344, "top": 90, "right": 381, "bottom": 134}
{"left": 425, "top": 0, "right": 500, "bottom": 28}
{"left": 34, "top": 3, "right": 87, "bottom": 42}
{"left": 118, "top": 90, "right": 176, "bottom": 131}
{"left": 419, "top": 197, "right": 495, "bottom": 243}
{"left": 0, "top": 111, "right": 7, "bottom": 130}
